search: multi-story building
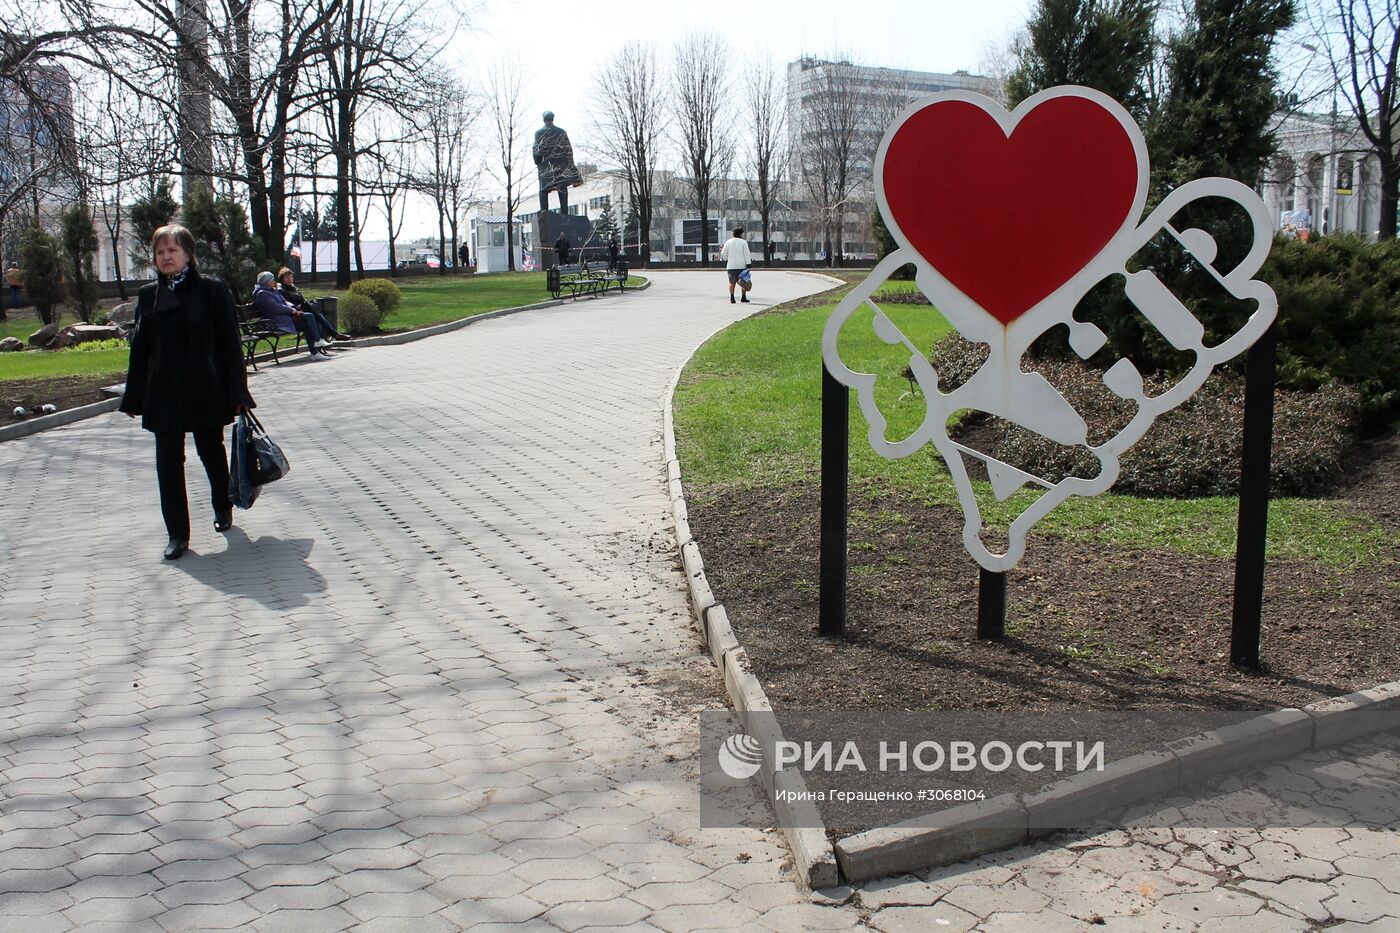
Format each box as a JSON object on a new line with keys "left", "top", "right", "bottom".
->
{"left": 785, "top": 58, "right": 999, "bottom": 259}
{"left": 0, "top": 54, "right": 77, "bottom": 263}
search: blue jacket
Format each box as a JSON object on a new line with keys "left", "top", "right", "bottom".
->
{"left": 252, "top": 284, "right": 298, "bottom": 334}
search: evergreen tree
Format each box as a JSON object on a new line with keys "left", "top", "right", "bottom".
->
{"left": 315, "top": 199, "right": 339, "bottom": 239}
{"left": 1007, "top": 0, "right": 1158, "bottom": 120}
{"left": 622, "top": 201, "right": 641, "bottom": 255}
{"left": 183, "top": 186, "right": 266, "bottom": 301}
{"left": 127, "top": 178, "right": 180, "bottom": 272}
{"left": 60, "top": 203, "right": 100, "bottom": 323}
{"left": 1124, "top": 0, "right": 1295, "bottom": 369}
{"left": 20, "top": 226, "right": 64, "bottom": 326}
{"left": 593, "top": 202, "right": 619, "bottom": 244}
{"left": 1148, "top": 0, "right": 1294, "bottom": 196}
{"left": 871, "top": 208, "right": 913, "bottom": 279}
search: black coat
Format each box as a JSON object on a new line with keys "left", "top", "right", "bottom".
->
{"left": 120, "top": 272, "right": 255, "bottom": 433}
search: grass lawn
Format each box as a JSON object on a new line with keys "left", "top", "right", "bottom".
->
{"left": 1, "top": 272, "right": 645, "bottom": 383}
{"left": 673, "top": 282, "right": 1387, "bottom": 567}
{"left": 305, "top": 271, "right": 645, "bottom": 333}
{"left": 1, "top": 310, "right": 130, "bottom": 383}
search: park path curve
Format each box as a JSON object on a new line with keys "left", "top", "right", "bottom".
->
{"left": 0, "top": 271, "right": 862, "bottom": 932}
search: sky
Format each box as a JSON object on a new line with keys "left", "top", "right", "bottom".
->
{"left": 394, "top": 0, "right": 1036, "bottom": 240}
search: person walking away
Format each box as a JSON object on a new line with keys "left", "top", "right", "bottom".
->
{"left": 719, "top": 227, "right": 752, "bottom": 304}
{"left": 276, "top": 268, "right": 348, "bottom": 340}
{"left": 5, "top": 266, "right": 22, "bottom": 309}
{"left": 254, "top": 271, "right": 331, "bottom": 357}
{"left": 554, "top": 233, "right": 572, "bottom": 267}
{"left": 120, "top": 224, "right": 256, "bottom": 560}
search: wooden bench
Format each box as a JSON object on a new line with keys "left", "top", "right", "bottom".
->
{"left": 236, "top": 303, "right": 306, "bottom": 370}
{"left": 546, "top": 261, "right": 629, "bottom": 301}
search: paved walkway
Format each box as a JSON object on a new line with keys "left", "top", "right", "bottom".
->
{"left": 0, "top": 270, "right": 1396, "bottom": 932}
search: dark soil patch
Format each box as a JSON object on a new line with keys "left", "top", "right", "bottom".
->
{"left": 1, "top": 374, "right": 121, "bottom": 427}
{"left": 688, "top": 447, "right": 1400, "bottom": 713}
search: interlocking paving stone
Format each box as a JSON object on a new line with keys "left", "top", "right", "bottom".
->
{"left": 4, "top": 272, "right": 1400, "bottom": 930}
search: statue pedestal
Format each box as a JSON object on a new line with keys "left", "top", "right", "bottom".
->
{"left": 535, "top": 210, "right": 596, "bottom": 267}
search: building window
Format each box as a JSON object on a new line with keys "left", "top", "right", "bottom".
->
{"left": 680, "top": 219, "right": 719, "bottom": 245}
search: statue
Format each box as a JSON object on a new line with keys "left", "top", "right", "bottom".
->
{"left": 533, "top": 111, "right": 582, "bottom": 213}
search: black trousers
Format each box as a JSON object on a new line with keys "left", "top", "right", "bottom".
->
{"left": 155, "top": 428, "right": 231, "bottom": 541}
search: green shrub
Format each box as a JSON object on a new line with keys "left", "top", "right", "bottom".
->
{"left": 871, "top": 288, "right": 932, "bottom": 305}
{"left": 928, "top": 333, "right": 1359, "bottom": 498}
{"left": 348, "top": 277, "right": 402, "bottom": 316}
{"left": 337, "top": 293, "right": 383, "bottom": 335}
{"left": 20, "top": 226, "right": 64, "bottom": 326}
{"left": 71, "top": 338, "right": 128, "bottom": 353}
{"left": 183, "top": 185, "right": 265, "bottom": 301}
{"left": 1264, "top": 234, "right": 1400, "bottom": 428}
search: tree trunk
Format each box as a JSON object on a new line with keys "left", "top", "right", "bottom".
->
{"left": 333, "top": 0, "right": 353, "bottom": 288}
{"left": 1380, "top": 156, "right": 1398, "bottom": 241}
{"left": 109, "top": 228, "right": 128, "bottom": 300}
{"left": 506, "top": 168, "right": 516, "bottom": 272}
{"left": 699, "top": 201, "right": 711, "bottom": 267}
{"left": 385, "top": 196, "right": 399, "bottom": 278}
{"left": 437, "top": 211, "right": 447, "bottom": 277}
{"left": 351, "top": 160, "right": 364, "bottom": 277}
{"left": 176, "top": 0, "right": 214, "bottom": 196}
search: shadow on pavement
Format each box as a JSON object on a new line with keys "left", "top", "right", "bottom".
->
{"left": 176, "top": 527, "right": 328, "bottom": 608}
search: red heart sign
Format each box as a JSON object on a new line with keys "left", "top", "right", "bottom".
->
{"left": 881, "top": 94, "right": 1141, "bottom": 326}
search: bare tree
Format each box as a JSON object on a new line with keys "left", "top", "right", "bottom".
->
{"left": 129, "top": 0, "right": 348, "bottom": 254}
{"left": 361, "top": 110, "right": 416, "bottom": 276}
{"left": 671, "top": 31, "right": 732, "bottom": 267}
{"left": 416, "top": 71, "right": 479, "bottom": 276}
{"left": 795, "top": 57, "right": 864, "bottom": 266}
{"left": 743, "top": 55, "right": 787, "bottom": 264}
{"left": 82, "top": 75, "right": 179, "bottom": 297}
{"left": 484, "top": 53, "right": 531, "bottom": 272}
{"left": 1321, "top": 0, "right": 1400, "bottom": 238}
{"left": 314, "top": 0, "right": 456, "bottom": 286}
{"left": 590, "top": 42, "right": 667, "bottom": 264}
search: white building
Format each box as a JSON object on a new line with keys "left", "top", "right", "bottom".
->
{"left": 1257, "top": 110, "right": 1387, "bottom": 239}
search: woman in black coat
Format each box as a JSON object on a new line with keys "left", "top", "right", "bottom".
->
{"left": 120, "top": 224, "right": 256, "bottom": 560}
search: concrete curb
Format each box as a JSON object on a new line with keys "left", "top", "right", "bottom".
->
{"left": 0, "top": 396, "right": 122, "bottom": 442}
{"left": 660, "top": 273, "right": 849, "bottom": 890}
{"left": 0, "top": 280, "right": 650, "bottom": 444}
{"left": 834, "top": 684, "right": 1400, "bottom": 882}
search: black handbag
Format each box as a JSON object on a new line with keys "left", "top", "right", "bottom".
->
{"left": 229, "top": 415, "right": 259, "bottom": 510}
{"left": 244, "top": 410, "right": 290, "bottom": 485}
{"left": 228, "top": 411, "right": 290, "bottom": 509}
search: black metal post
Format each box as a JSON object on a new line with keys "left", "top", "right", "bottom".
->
{"left": 819, "top": 364, "right": 848, "bottom": 637}
{"left": 1231, "top": 322, "right": 1278, "bottom": 669}
{"left": 978, "top": 569, "right": 1006, "bottom": 641}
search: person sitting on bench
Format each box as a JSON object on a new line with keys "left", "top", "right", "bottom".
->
{"left": 252, "top": 271, "right": 331, "bottom": 358}
{"left": 276, "top": 267, "right": 348, "bottom": 340}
